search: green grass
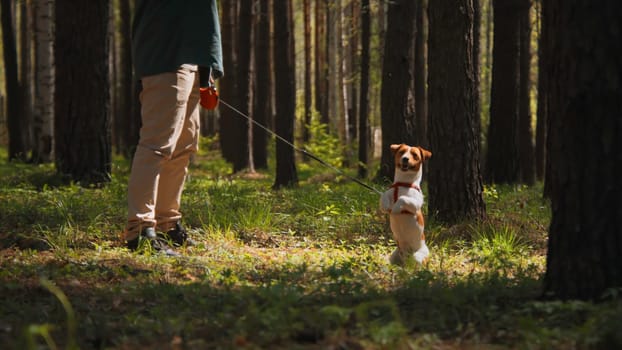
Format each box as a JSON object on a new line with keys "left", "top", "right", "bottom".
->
{"left": 0, "top": 145, "right": 620, "bottom": 349}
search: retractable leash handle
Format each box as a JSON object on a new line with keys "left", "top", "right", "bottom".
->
{"left": 199, "top": 67, "right": 219, "bottom": 110}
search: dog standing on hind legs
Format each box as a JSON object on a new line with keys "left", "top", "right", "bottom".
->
{"left": 380, "top": 144, "right": 432, "bottom": 265}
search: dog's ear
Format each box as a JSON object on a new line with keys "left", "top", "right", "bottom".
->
{"left": 418, "top": 147, "right": 432, "bottom": 161}
{"left": 390, "top": 144, "right": 402, "bottom": 154}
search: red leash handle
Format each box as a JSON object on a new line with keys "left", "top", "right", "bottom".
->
{"left": 200, "top": 86, "right": 219, "bottom": 110}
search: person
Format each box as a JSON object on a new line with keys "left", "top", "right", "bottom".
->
{"left": 124, "top": 0, "right": 223, "bottom": 255}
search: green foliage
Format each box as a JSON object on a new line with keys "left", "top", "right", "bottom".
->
{"left": 469, "top": 223, "right": 529, "bottom": 272}
{"left": 482, "top": 183, "right": 499, "bottom": 200}
{"left": 0, "top": 148, "right": 620, "bottom": 349}
{"left": 303, "top": 118, "right": 343, "bottom": 168}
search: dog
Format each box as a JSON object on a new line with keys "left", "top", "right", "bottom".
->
{"left": 380, "top": 144, "right": 432, "bottom": 265}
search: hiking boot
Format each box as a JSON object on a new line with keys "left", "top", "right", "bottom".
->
{"left": 126, "top": 227, "right": 180, "bottom": 257}
{"left": 165, "top": 222, "right": 196, "bottom": 247}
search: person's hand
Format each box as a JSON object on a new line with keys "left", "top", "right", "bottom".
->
{"left": 200, "top": 86, "right": 219, "bottom": 110}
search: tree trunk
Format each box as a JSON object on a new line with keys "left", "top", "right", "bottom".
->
{"left": 272, "top": 0, "right": 298, "bottom": 188}
{"left": 20, "top": 0, "right": 34, "bottom": 156}
{"left": 348, "top": 0, "right": 358, "bottom": 147}
{"left": 252, "top": 0, "right": 271, "bottom": 170}
{"left": 327, "top": 0, "right": 340, "bottom": 133}
{"left": 535, "top": 0, "right": 547, "bottom": 182}
{"left": 337, "top": 0, "right": 351, "bottom": 167}
{"left": 542, "top": 0, "right": 554, "bottom": 198}
{"left": 480, "top": 0, "right": 493, "bottom": 165}
{"left": 428, "top": 0, "right": 486, "bottom": 223}
{"left": 218, "top": 0, "right": 238, "bottom": 166}
{"left": 377, "top": 0, "right": 386, "bottom": 60}
{"left": 303, "top": 0, "right": 312, "bottom": 145}
{"left": 376, "top": 0, "right": 416, "bottom": 182}
{"left": 2, "top": 0, "right": 26, "bottom": 161}
{"left": 315, "top": 0, "right": 329, "bottom": 125}
{"left": 233, "top": 0, "right": 253, "bottom": 173}
{"left": 31, "top": 0, "right": 55, "bottom": 163}
{"left": 414, "top": 0, "right": 428, "bottom": 148}
{"left": 543, "top": 0, "right": 622, "bottom": 301}
{"left": 485, "top": 0, "right": 521, "bottom": 184}
{"left": 116, "top": 0, "right": 137, "bottom": 158}
{"left": 358, "top": 0, "right": 371, "bottom": 179}
{"left": 344, "top": 0, "right": 361, "bottom": 157}
{"left": 472, "top": 0, "right": 481, "bottom": 141}
{"left": 518, "top": 0, "right": 535, "bottom": 185}
{"left": 55, "top": 0, "right": 111, "bottom": 185}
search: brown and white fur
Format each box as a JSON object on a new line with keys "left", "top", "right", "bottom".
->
{"left": 380, "top": 144, "right": 432, "bottom": 265}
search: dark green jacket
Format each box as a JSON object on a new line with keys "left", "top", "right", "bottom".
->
{"left": 132, "top": 0, "right": 223, "bottom": 80}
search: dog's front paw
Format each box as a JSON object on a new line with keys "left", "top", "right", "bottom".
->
{"left": 380, "top": 194, "right": 392, "bottom": 213}
{"left": 391, "top": 205, "right": 402, "bottom": 215}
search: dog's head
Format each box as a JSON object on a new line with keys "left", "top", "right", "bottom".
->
{"left": 390, "top": 144, "right": 432, "bottom": 172}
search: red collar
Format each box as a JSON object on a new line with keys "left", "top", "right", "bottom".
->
{"left": 391, "top": 182, "right": 421, "bottom": 199}
{"left": 390, "top": 182, "right": 421, "bottom": 191}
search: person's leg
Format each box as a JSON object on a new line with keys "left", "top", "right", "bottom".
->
{"left": 125, "top": 65, "right": 196, "bottom": 241}
{"left": 155, "top": 67, "right": 201, "bottom": 233}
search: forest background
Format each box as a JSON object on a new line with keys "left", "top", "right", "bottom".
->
{"left": 0, "top": 0, "right": 621, "bottom": 349}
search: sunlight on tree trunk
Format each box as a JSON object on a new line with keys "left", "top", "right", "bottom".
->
{"left": 428, "top": 0, "right": 486, "bottom": 223}
{"left": 32, "top": 0, "right": 55, "bottom": 163}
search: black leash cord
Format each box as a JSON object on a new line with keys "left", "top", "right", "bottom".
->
{"left": 218, "top": 99, "right": 383, "bottom": 195}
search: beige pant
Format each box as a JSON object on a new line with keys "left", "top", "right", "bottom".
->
{"left": 125, "top": 65, "right": 200, "bottom": 240}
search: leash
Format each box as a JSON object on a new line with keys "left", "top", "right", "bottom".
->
{"left": 218, "top": 99, "right": 384, "bottom": 195}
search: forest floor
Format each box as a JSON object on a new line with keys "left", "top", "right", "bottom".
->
{"left": 0, "top": 144, "right": 620, "bottom": 349}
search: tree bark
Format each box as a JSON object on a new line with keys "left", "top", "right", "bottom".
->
{"left": 20, "top": 0, "right": 34, "bottom": 156}
{"left": 472, "top": 0, "right": 481, "bottom": 142}
{"left": 414, "top": 0, "right": 428, "bottom": 148}
{"left": 376, "top": 0, "right": 416, "bottom": 182}
{"left": 327, "top": 0, "right": 340, "bottom": 133}
{"left": 31, "top": 0, "right": 55, "bottom": 163}
{"left": 485, "top": 0, "right": 521, "bottom": 184}
{"left": 480, "top": 0, "right": 493, "bottom": 163}
{"left": 535, "top": 0, "right": 547, "bottom": 182}
{"left": 542, "top": 0, "right": 554, "bottom": 198}
{"left": 428, "top": 0, "right": 486, "bottom": 223}
{"left": 272, "top": 0, "right": 298, "bottom": 188}
{"left": 346, "top": 1, "right": 358, "bottom": 150}
{"left": 252, "top": 0, "right": 271, "bottom": 170}
{"left": 2, "top": 0, "right": 25, "bottom": 160}
{"left": 303, "top": 0, "right": 312, "bottom": 146}
{"left": 543, "top": 0, "right": 622, "bottom": 300}
{"left": 315, "top": 0, "right": 329, "bottom": 125}
{"left": 116, "top": 0, "right": 138, "bottom": 158}
{"left": 218, "top": 0, "right": 238, "bottom": 166}
{"left": 233, "top": 0, "right": 253, "bottom": 173}
{"left": 55, "top": 0, "right": 111, "bottom": 185}
{"left": 518, "top": 0, "right": 535, "bottom": 185}
{"left": 358, "top": 0, "right": 371, "bottom": 179}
